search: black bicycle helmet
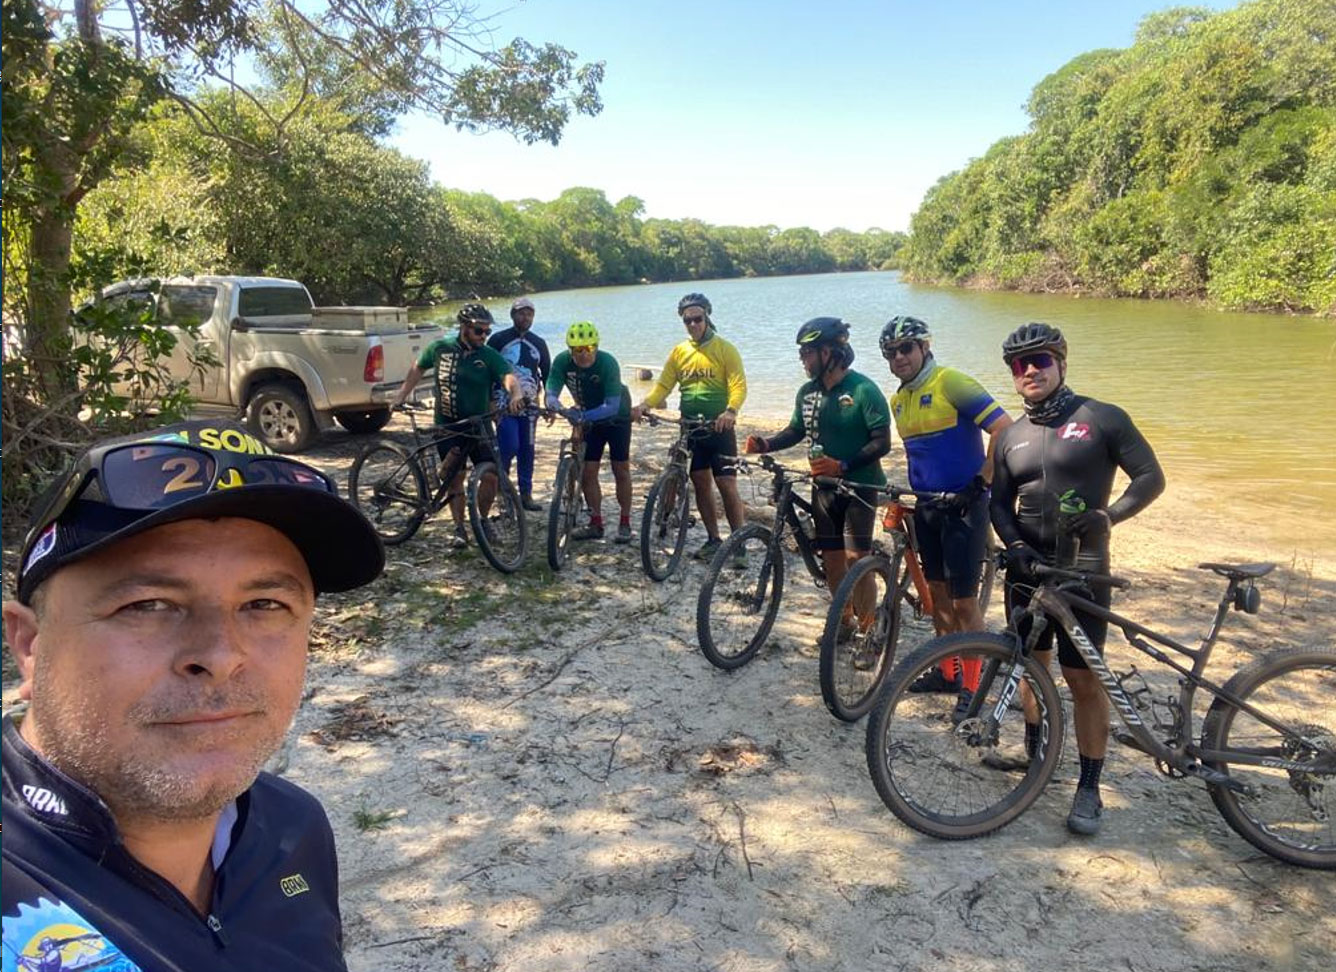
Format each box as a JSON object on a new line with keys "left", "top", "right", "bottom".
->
{"left": 796, "top": 316, "right": 850, "bottom": 347}
{"left": 677, "top": 292, "right": 712, "bottom": 316}
{"left": 880, "top": 316, "right": 931, "bottom": 356}
{"left": 457, "top": 302, "right": 494, "bottom": 326}
{"left": 1001, "top": 322, "right": 1067, "bottom": 362}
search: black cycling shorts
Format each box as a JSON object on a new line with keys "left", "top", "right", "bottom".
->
{"left": 913, "top": 494, "right": 990, "bottom": 600}
{"left": 689, "top": 425, "right": 739, "bottom": 478}
{"left": 1004, "top": 560, "right": 1111, "bottom": 670}
{"left": 436, "top": 432, "right": 497, "bottom": 469}
{"left": 583, "top": 420, "right": 632, "bottom": 464}
{"left": 810, "top": 485, "right": 878, "bottom": 553}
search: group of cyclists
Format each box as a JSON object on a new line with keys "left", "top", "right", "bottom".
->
{"left": 391, "top": 291, "right": 1165, "bottom": 838}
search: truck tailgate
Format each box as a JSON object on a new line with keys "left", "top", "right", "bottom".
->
{"left": 379, "top": 324, "right": 442, "bottom": 380}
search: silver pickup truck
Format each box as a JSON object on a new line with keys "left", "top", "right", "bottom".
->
{"left": 93, "top": 275, "right": 443, "bottom": 452}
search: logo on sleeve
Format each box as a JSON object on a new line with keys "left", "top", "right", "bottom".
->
{"left": 21, "top": 785, "right": 68, "bottom": 816}
{"left": 1060, "top": 422, "right": 1091, "bottom": 441}
{"left": 3, "top": 897, "right": 143, "bottom": 971}
{"left": 919, "top": 393, "right": 933, "bottom": 407}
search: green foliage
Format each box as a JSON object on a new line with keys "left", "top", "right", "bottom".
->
{"left": 904, "top": 0, "right": 1336, "bottom": 314}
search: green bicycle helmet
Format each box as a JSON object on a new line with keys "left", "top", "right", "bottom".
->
{"left": 566, "top": 320, "right": 600, "bottom": 348}
{"left": 1002, "top": 322, "right": 1067, "bottom": 363}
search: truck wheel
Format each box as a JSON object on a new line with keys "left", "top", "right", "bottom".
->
{"left": 248, "top": 383, "right": 316, "bottom": 453}
{"left": 334, "top": 409, "right": 392, "bottom": 435}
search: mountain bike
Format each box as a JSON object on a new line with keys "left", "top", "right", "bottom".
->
{"left": 864, "top": 559, "right": 1336, "bottom": 869}
{"left": 347, "top": 403, "right": 528, "bottom": 573}
{"left": 546, "top": 415, "right": 588, "bottom": 571}
{"left": 639, "top": 412, "right": 714, "bottom": 581}
{"left": 695, "top": 454, "right": 829, "bottom": 670}
{"left": 813, "top": 482, "right": 976, "bottom": 722}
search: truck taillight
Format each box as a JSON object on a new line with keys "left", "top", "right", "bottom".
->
{"left": 364, "top": 345, "right": 384, "bottom": 382}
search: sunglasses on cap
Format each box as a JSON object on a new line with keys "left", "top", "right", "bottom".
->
{"left": 1009, "top": 351, "right": 1058, "bottom": 376}
{"left": 682, "top": 314, "right": 706, "bottom": 325}
{"left": 883, "top": 341, "right": 918, "bottom": 359}
{"left": 570, "top": 344, "right": 596, "bottom": 355}
{"left": 26, "top": 438, "right": 336, "bottom": 550}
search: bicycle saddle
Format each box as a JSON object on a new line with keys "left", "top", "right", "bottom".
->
{"left": 1198, "top": 562, "right": 1276, "bottom": 580}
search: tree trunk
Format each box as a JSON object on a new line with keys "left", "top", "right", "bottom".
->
{"left": 24, "top": 144, "right": 82, "bottom": 401}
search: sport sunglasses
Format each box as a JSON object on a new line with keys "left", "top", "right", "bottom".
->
{"left": 570, "top": 344, "right": 597, "bottom": 354}
{"left": 882, "top": 341, "right": 918, "bottom": 359}
{"left": 1009, "top": 351, "right": 1058, "bottom": 376}
{"left": 27, "top": 440, "right": 336, "bottom": 544}
{"left": 682, "top": 314, "right": 707, "bottom": 325}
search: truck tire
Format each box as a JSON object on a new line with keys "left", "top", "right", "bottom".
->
{"left": 335, "top": 409, "right": 392, "bottom": 435}
{"left": 247, "top": 383, "right": 316, "bottom": 453}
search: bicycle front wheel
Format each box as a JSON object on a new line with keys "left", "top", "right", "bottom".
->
{"left": 696, "top": 524, "right": 783, "bottom": 670}
{"left": 546, "top": 454, "right": 581, "bottom": 571}
{"left": 348, "top": 442, "right": 428, "bottom": 544}
{"left": 468, "top": 462, "right": 528, "bottom": 573}
{"left": 977, "top": 537, "right": 1000, "bottom": 618}
{"left": 865, "top": 632, "right": 1065, "bottom": 839}
{"left": 1200, "top": 647, "right": 1336, "bottom": 869}
{"left": 641, "top": 464, "right": 692, "bottom": 581}
{"left": 820, "top": 553, "right": 910, "bottom": 722}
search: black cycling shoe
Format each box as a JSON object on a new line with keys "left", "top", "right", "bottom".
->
{"left": 1066, "top": 786, "right": 1104, "bottom": 835}
{"left": 950, "top": 688, "right": 975, "bottom": 726}
{"left": 909, "top": 667, "right": 962, "bottom": 694}
{"left": 521, "top": 493, "right": 543, "bottom": 512}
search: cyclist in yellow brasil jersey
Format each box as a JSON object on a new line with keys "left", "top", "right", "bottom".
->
{"left": 631, "top": 293, "right": 748, "bottom": 561}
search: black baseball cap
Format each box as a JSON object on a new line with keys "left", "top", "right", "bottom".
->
{"left": 16, "top": 420, "right": 385, "bottom": 604}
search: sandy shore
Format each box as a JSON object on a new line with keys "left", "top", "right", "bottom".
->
{"left": 4, "top": 414, "right": 1333, "bottom": 971}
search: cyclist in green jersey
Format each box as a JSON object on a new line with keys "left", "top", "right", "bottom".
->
{"left": 391, "top": 303, "right": 524, "bottom": 546}
{"left": 545, "top": 321, "right": 636, "bottom": 543}
{"left": 745, "top": 318, "right": 891, "bottom": 621}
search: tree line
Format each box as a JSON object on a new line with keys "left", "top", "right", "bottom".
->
{"left": 901, "top": 0, "right": 1336, "bottom": 315}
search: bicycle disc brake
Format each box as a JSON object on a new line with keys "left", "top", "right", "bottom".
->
{"left": 1284, "top": 724, "right": 1334, "bottom": 822}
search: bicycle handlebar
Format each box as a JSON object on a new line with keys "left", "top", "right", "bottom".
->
{"left": 1033, "top": 563, "right": 1132, "bottom": 589}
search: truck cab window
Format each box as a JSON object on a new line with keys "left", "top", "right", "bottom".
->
{"left": 158, "top": 286, "right": 217, "bottom": 329}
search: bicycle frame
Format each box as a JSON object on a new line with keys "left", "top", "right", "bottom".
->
{"left": 745, "top": 454, "right": 825, "bottom": 586}
{"left": 400, "top": 406, "right": 503, "bottom": 513}
{"left": 995, "top": 575, "right": 1333, "bottom": 788}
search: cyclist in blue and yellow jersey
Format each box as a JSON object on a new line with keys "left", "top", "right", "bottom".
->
{"left": 630, "top": 293, "right": 747, "bottom": 561}
{"left": 744, "top": 318, "right": 891, "bottom": 621}
{"left": 880, "top": 316, "right": 1012, "bottom": 708}
{"left": 489, "top": 297, "right": 551, "bottom": 512}
{"left": 992, "top": 322, "right": 1164, "bottom": 836}
{"left": 545, "top": 321, "right": 636, "bottom": 543}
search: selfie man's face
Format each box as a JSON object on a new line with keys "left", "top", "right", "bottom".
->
{"left": 3, "top": 518, "right": 315, "bottom": 821}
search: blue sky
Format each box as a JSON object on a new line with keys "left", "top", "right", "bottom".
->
{"left": 388, "top": 0, "right": 1236, "bottom": 233}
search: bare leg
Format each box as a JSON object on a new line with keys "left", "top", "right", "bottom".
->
{"left": 610, "top": 460, "right": 633, "bottom": 518}
{"left": 690, "top": 468, "right": 720, "bottom": 539}
{"left": 1061, "top": 665, "right": 1110, "bottom": 759}
{"left": 716, "top": 474, "right": 746, "bottom": 531}
{"left": 581, "top": 461, "right": 603, "bottom": 520}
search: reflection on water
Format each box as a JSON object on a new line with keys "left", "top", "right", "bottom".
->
{"left": 418, "top": 272, "right": 1336, "bottom": 552}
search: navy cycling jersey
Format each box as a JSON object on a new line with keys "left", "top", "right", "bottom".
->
{"left": 991, "top": 393, "right": 1164, "bottom": 557}
{"left": 488, "top": 326, "right": 550, "bottom": 401}
{"left": 2, "top": 716, "right": 347, "bottom": 971}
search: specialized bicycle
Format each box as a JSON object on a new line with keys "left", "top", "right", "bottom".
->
{"left": 348, "top": 403, "right": 528, "bottom": 573}
{"left": 639, "top": 412, "right": 714, "bottom": 581}
{"left": 546, "top": 416, "right": 588, "bottom": 571}
{"left": 695, "top": 454, "right": 829, "bottom": 670}
{"left": 864, "top": 559, "right": 1336, "bottom": 869}
{"left": 816, "top": 481, "right": 998, "bottom": 723}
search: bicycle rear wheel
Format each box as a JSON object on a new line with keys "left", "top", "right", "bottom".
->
{"left": 1201, "top": 647, "right": 1336, "bottom": 869}
{"left": 468, "top": 462, "right": 528, "bottom": 573}
{"left": 641, "top": 464, "right": 692, "bottom": 581}
{"left": 820, "top": 552, "right": 910, "bottom": 722}
{"left": 696, "top": 524, "right": 783, "bottom": 670}
{"left": 546, "top": 454, "right": 581, "bottom": 571}
{"left": 865, "top": 632, "right": 1064, "bottom": 839}
{"left": 348, "top": 442, "right": 428, "bottom": 544}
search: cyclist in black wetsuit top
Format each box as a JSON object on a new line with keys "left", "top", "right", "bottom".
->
{"left": 991, "top": 322, "right": 1165, "bottom": 837}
